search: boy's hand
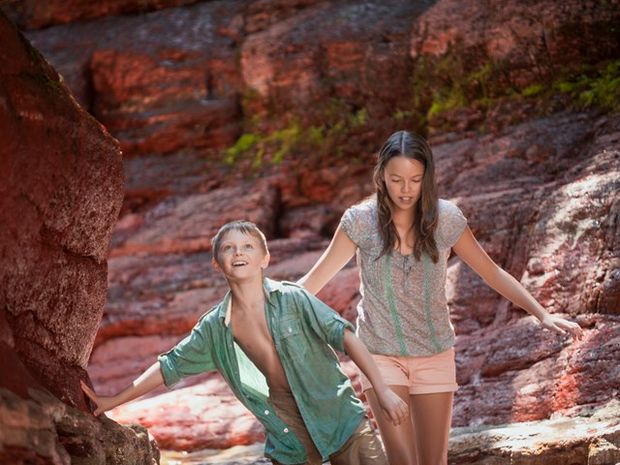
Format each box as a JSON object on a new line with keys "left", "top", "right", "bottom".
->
{"left": 376, "top": 387, "right": 408, "bottom": 426}
{"left": 80, "top": 380, "right": 117, "bottom": 416}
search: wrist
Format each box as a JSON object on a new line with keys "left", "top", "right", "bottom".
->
{"left": 371, "top": 381, "right": 390, "bottom": 395}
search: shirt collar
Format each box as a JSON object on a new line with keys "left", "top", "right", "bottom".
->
{"left": 219, "top": 277, "right": 284, "bottom": 326}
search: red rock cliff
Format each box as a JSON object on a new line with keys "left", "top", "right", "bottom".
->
{"left": 0, "top": 10, "right": 159, "bottom": 465}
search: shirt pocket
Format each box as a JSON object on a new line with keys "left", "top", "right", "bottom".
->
{"left": 278, "top": 318, "right": 309, "bottom": 359}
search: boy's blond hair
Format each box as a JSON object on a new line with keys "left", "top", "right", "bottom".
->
{"left": 211, "top": 220, "right": 269, "bottom": 264}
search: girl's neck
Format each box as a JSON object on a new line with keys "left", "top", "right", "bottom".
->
{"left": 391, "top": 205, "right": 415, "bottom": 228}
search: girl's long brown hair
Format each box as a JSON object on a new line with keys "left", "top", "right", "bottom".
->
{"left": 373, "top": 130, "right": 439, "bottom": 263}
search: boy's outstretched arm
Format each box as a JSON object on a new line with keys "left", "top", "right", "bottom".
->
{"left": 80, "top": 361, "right": 164, "bottom": 416}
{"left": 343, "top": 330, "right": 408, "bottom": 426}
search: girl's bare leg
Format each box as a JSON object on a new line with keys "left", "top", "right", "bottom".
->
{"left": 367, "top": 388, "right": 454, "bottom": 465}
{"left": 410, "top": 391, "right": 453, "bottom": 465}
{"left": 366, "top": 386, "right": 417, "bottom": 465}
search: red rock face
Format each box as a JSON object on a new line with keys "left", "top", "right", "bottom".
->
{"left": 0, "top": 10, "right": 158, "bottom": 465}
{"left": 3, "top": 0, "right": 619, "bottom": 458}
{"left": 0, "top": 9, "right": 123, "bottom": 407}
{"left": 2, "top": 0, "right": 204, "bottom": 29}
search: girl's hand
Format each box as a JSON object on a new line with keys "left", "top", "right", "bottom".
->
{"left": 540, "top": 314, "right": 583, "bottom": 339}
{"left": 80, "top": 380, "right": 117, "bottom": 416}
{"left": 376, "top": 387, "right": 408, "bottom": 426}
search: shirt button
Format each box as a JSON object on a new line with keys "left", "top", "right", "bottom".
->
{"left": 264, "top": 410, "right": 269, "bottom": 415}
{"left": 283, "top": 428, "right": 289, "bottom": 433}
{"left": 287, "top": 327, "right": 292, "bottom": 333}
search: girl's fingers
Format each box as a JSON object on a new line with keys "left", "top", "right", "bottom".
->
{"left": 386, "top": 408, "right": 399, "bottom": 426}
{"left": 553, "top": 324, "right": 567, "bottom": 335}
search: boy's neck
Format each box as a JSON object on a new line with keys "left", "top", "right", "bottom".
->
{"left": 229, "top": 275, "right": 266, "bottom": 314}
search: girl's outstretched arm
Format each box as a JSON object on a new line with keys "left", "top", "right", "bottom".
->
{"left": 297, "top": 225, "right": 357, "bottom": 295}
{"left": 452, "top": 226, "right": 582, "bottom": 338}
{"left": 80, "top": 361, "right": 165, "bottom": 416}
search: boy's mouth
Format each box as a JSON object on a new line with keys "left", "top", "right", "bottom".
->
{"left": 232, "top": 260, "right": 248, "bottom": 267}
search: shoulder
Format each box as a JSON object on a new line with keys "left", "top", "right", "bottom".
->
{"left": 279, "top": 280, "right": 304, "bottom": 293}
{"left": 340, "top": 196, "right": 377, "bottom": 239}
{"left": 200, "top": 305, "right": 219, "bottom": 320}
{"left": 437, "top": 198, "right": 463, "bottom": 217}
{"left": 344, "top": 196, "right": 377, "bottom": 220}
{"left": 265, "top": 279, "right": 306, "bottom": 302}
{"left": 436, "top": 198, "right": 468, "bottom": 248}
{"left": 196, "top": 299, "right": 225, "bottom": 327}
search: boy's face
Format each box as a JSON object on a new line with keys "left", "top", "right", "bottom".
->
{"left": 212, "top": 229, "right": 269, "bottom": 280}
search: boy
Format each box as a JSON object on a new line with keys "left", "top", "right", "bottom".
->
{"left": 81, "top": 220, "right": 407, "bottom": 465}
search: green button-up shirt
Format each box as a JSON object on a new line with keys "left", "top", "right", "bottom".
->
{"left": 158, "top": 278, "right": 365, "bottom": 464}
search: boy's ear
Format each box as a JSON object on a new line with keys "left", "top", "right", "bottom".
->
{"left": 261, "top": 252, "right": 271, "bottom": 269}
{"left": 211, "top": 257, "right": 221, "bottom": 271}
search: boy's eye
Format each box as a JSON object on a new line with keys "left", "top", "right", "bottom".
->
{"left": 244, "top": 243, "right": 254, "bottom": 249}
{"left": 222, "top": 245, "right": 232, "bottom": 251}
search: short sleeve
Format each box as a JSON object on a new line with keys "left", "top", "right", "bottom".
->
{"left": 339, "top": 200, "right": 376, "bottom": 249}
{"left": 339, "top": 207, "right": 361, "bottom": 245}
{"left": 436, "top": 199, "right": 467, "bottom": 248}
{"left": 292, "top": 287, "right": 355, "bottom": 353}
{"left": 158, "top": 318, "right": 216, "bottom": 387}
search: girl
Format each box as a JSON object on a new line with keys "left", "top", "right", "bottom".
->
{"left": 298, "top": 130, "right": 582, "bottom": 465}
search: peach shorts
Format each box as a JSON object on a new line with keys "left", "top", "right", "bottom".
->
{"left": 359, "top": 347, "right": 458, "bottom": 395}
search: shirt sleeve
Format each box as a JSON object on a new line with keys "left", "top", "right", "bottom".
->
{"left": 158, "top": 317, "right": 216, "bottom": 387}
{"left": 293, "top": 288, "right": 355, "bottom": 353}
{"left": 437, "top": 200, "right": 468, "bottom": 248}
{"left": 339, "top": 206, "right": 362, "bottom": 246}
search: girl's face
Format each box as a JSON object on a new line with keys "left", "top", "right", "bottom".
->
{"left": 383, "top": 156, "right": 425, "bottom": 212}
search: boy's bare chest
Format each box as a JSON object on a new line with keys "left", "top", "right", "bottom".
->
{"left": 231, "top": 311, "right": 274, "bottom": 354}
{"left": 230, "top": 311, "right": 288, "bottom": 387}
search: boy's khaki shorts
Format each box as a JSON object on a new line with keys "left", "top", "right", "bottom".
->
{"left": 269, "top": 390, "right": 386, "bottom": 465}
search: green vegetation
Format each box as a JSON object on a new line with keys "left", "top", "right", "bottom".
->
{"left": 409, "top": 52, "right": 620, "bottom": 132}
{"left": 521, "top": 83, "right": 545, "bottom": 97}
{"left": 224, "top": 101, "right": 371, "bottom": 168}
{"left": 225, "top": 54, "right": 620, "bottom": 169}
{"left": 551, "top": 60, "right": 620, "bottom": 110}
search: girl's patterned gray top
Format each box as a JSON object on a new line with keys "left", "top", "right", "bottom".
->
{"left": 340, "top": 197, "right": 467, "bottom": 357}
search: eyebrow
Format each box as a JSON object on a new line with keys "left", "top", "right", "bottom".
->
{"left": 219, "top": 238, "right": 256, "bottom": 247}
{"left": 388, "top": 174, "right": 423, "bottom": 179}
